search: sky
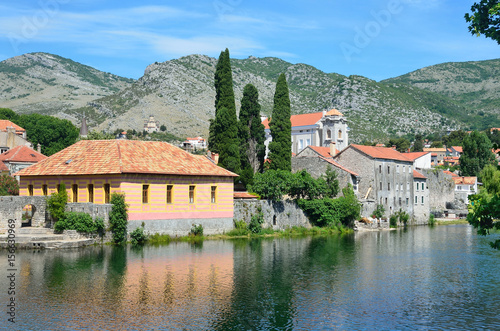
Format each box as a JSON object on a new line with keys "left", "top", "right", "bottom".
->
{"left": 0, "top": 0, "right": 498, "bottom": 81}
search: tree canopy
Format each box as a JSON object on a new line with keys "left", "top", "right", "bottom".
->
{"left": 459, "top": 130, "right": 495, "bottom": 177}
{"left": 412, "top": 134, "right": 424, "bottom": 152}
{"left": 465, "top": 0, "right": 500, "bottom": 44}
{"left": 268, "top": 73, "right": 292, "bottom": 171}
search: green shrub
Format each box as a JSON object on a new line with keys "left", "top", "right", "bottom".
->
{"left": 234, "top": 219, "right": 247, "bottom": 229}
{"left": 0, "top": 175, "right": 19, "bottom": 196}
{"left": 148, "top": 233, "right": 171, "bottom": 245}
{"left": 429, "top": 214, "right": 436, "bottom": 226}
{"left": 389, "top": 214, "right": 398, "bottom": 228}
{"left": 190, "top": 223, "right": 204, "bottom": 237}
{"left": 248, "top": 210, "right": 264, "bottom": 234}
{"left": 130, "top": 225, "right": 147, "bottom": 246}
{"left": 47, "top": 183, "right": 68, "bottom": 221}
{"left": 373, "top": 204, "right": 385, "bottom": 219}
{"left": 54, "top": 211, "right": 102, "bottom": 233}
{"left": 398, "top": 211, "right": 410, "bottom": 226}
{"left": 109, "top": 192, "right": 128, "bottom": 245}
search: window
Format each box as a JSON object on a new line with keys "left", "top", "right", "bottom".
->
{"left": 399, "top": 197, "right": 402, "bottom": 205}
{"left": 400, "top": 183, "right": 403, "bottom": 191}
{"left": 396, "top": 182, "right": 399, "bottom": 191}
{"left": 88, "top": 184, "right": 94, "bottom": 203}
{"left": 409, "top": 166, "right": 412, "bottom": 173}
{"left": 298, "top": 139, "right": 304, "bottom": 151}
{"left": 379, "top": 165, "right": 382, "bottom": 173}
{"left": 407, "top": 182, "right": 410, "bottom": 191}
{"left": 397, "top": 165, "right": 400, "bottom": 173}
{"left": 338, "top": 130, "right": 342, "bottom": 139}
{"left": 142, "top": 185, "right": 149, "bottom": 204}
{"left": 211, "top": 186, "right": 217, "bottom": 203}
{"left": 28, "top": 185, "right": 33, "bottom": 196}
{"left": 189, "top": 185, "right": 195, "bottom": 203}
{"left": 306, "top": 139, "right": 310, "bottom": 147}
{"left": 104, "top": 184, "right": 110, "bottom": 203}
{"left": 416, "top": 183, "right": 419, "bottom": 191}
{"left": 385, "top": 197, "right": 388, "bottom": 204}
{"left": 166, "top": 185, "right": 173, "bottom": 204}
{"left": 457, "top": 185, "right": 462, "bottom": 190}
{"left": 422, "top": 196, "right": 424, "bottom": 204}
{"left": 388, "top": 165, "right": 390, "bottom": 174}
{"left": 415, "top": 196, "right": 418, "bottom": 204}
{"left": 403, "top": 166, "right": 406, "bottom": 173}
{"left": 42, "top": 185, "right": 47, "bottom": 196}
{"left": 406, "top": 198, "right": 409, "bottom": 205}
{"left": 387, "top": 182, "right": 390, "bottom": 190}
{"left": 327, "top": 130, "right": 332, "bottom": 139}
{"left": 380, "top": 182, "right": 382, "bottom": 190}
{"left": 72, "top": 184, "right": 78, "bottom": 202}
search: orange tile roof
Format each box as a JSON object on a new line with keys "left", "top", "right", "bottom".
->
{"left": 0, "top": 120, "right": 25, "bottom": 133}
{"left": 452, "top": 176, "right": 477, "bottom": 185}
{"left": 451, "top": 146, "right": 463, "bottom": 153}
{"left": 15, "top": 140, "right": 237, "bottom": 177}
{"left": 321, "top": 157, "right": 359, "bottom": 177}
{"left": 325, "top": 108, "right": 343, "bottom": 116}
{"left": 349, "top": 144, "right": 412, "bottom": 162}
{"left": 413, "top": 170, "right": 427, "bottom": 179}
{"left": 233, "top": 192, "right": 258, "bottom": 199}
{"left": 0, "top": 162, "right": 8, "bottom": 171}
{"left": 263, "top": 111, "right": 324, "bottom": 129}
{"left": 0, "top": 146, "right": 47, "bottom": 163}
{"left": 308, "top": 146, "right": 339, "bottom": 158}
{"left": 424, "top": 147, "right": 447, "bottom": 152}
{"left": 403, "top": 151, "right": 429, "bottom": 161}
{"left": 443, "top": 170, "right": 459, "bottom": 177}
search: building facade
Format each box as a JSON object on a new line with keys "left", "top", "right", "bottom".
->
{"left": 15, "top": 140, "right": 237, "bottom": 235}
{"left": 262, "top": 109, "right": 349, "bottom": 156}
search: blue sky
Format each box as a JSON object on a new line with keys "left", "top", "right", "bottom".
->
{"left": 0, "top": 0, "right": 498, "bottom": 81}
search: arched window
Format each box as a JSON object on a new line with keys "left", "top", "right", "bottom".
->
{"left": 338, "top": 130, "right": 342, "bottom": 139}
{"left": 327, "top": 130, "right": 332, "bottom": 139}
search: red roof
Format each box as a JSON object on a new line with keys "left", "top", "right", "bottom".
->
{"left": 263, "top": 111, "right": 324, "bottom": 130}
{"left": 453, "top": 176, "right": 477, "bottom": 185}
{"left": 0, "top": 120, "right": 25, "bottom": 133}
{"left": 443, "top": 170, "right": 459, "bottom": 177}
{"left": 308, "top": 146, "right": 339, "bottom": 158}
{"left": 15, "top": 140, "right": 237, "bottom": 177}
{"left": 0, "top": 162, "right": 8, "bottom": 171}
{"left": 403, "top": 151, "right": 429, "bottom": 161}
{"left": 321, "top": 157, "right": 359, "bottom": 177}
{"left": 349, "top": 144, "right": 412, "bottom": 162}
{"left": 233, "top": 192, "right": 258, "bottom": 199}
{"left": 0, "top": 146, "right": 47, "bottom": 163}
{"left": 413, "top": 170, "right": 427, "bottom": 179}
{"left": 452, "top": 146, "right": 463, "bottom": 153}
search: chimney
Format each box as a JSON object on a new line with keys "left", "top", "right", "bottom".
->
{"left": 322, "top": 110, "right": 327, "bottom": 117}
{"left": 37, "top": 143, "right": 41, "bottom": 153}
{"left": 212, "top": 152, "right": 219, "bottom": 165}
{"left": 407, "top": 148, "right": 410, "bottom": 153}
{"left": 330, "top": 141, "right": 336, "bottom": 157}
{"left": 392, "top": 145, "right": 397, "bottom": 150}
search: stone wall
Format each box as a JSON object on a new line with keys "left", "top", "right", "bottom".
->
{"left": 66, "top": 203, "right": 112, "bottom": 224}
{"left": 420, "top": 169, "right": 455, "bottom": 211}
{"left": 128, "top": 218, "right": 234, "bottom": 237}
{"left": 233, "top": 200, "right": 312, "bottom": 230}
{"left": 0, "top": 196, "right": 47, "bottom": 230}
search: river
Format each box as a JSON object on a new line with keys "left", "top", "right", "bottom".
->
{"left": 1, "top": 224, "right": 500, "bottom": 330}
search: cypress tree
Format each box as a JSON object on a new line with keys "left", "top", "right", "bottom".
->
{"left": 268, "top": 73, "right": 292, "bottom": 171}
{"left": 214, "top": 107, "right": 240, "bottom": 174}
{"left": 239, "top": 84, "right": 266, "bottom": 186}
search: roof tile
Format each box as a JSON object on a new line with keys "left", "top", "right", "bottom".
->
{"left": 350, "top": 144, "right": 412, "bottom": 162}
{"left": 0, "top": 146, "right": 47, "bottom": 163}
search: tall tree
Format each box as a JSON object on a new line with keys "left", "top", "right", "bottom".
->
{"left": 459, "top": 130, "right": 496, "bottom": 176}
{"left": 238, "top": 84, "right": 266, "bottom": 186}
{"left": 213, "top": 107, "right": 240, "bottom": 174}
{"left": 465, "top": 0, "right": 500, "bottom": 44}
{"left": 209, "top": 48, "right": 237, "bottom": 153}
{"left": 268, "top": 73, "right": 292, "bottom": 171}
{"left": 412, "top": 134, "right": 424, "bottom": 152}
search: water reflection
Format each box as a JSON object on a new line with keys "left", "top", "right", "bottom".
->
{"left": 1, "top": 225, "right": 500, "bottom": 330}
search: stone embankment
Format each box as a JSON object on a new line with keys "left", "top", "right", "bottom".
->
{"left": 0, "top": 227, "right": 96, "bottom": 250}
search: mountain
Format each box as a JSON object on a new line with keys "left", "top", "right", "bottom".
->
{"left": 1, "top": 52, "right": 499, "bottom": 142}
{"left": 0, "top": 52, "right": 135, "bottom": 121}
{"left": 383, "top": 59, "right": 500, "bottom": 129}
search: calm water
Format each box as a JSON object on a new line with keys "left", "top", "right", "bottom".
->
{"left": 1, "top": 224, "right": 500, "bottom": 330}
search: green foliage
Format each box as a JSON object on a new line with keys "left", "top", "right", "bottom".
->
{"left": 268, "top": 73, "right": 292, "bottom": 171}
{"left": 387, "top": 137, "right": 411, "bottom": 153}
{"left": 148, "top": 233, "right": 171, "bottom": 245}
{"left": 0, "top": 175, "right": 19, "bottom": 196}
{"left": 443, "top": 130, "right": 467, "bottom": 147}
{"left": 108, "top": 192, "right": 128, "bottom": 245}
{"left": 189, "top": 223, "right": 204, "bottom": 237}
{"left": 323, "top": 166, "right": 339, "bottom": 198}
{"left": 0, "top": 108, "right": 19, "bottom": 121}
{"left": 248, "top": 209, "right": 265, "bottom": 234}
{"left": 54, "top": 211, "right": 104, "bottom": 234}
{"left": 373, "top": 204, "right": 385, "bottom": 219}
{"left": 297, "top": 186, "right": 360, "bottom": 227}
{"left": 481, "top": 164, "right": 500, "bottom": 194}
{"left": 467, "top": 192, "right": 500, "bottom": 248}
{"left": 239, "top": 84, "right": 266, "bottom": 178}
{"left": 160, "top": 124, "right": 166, "bottom": 132}
{"left": 250, "top": 170, "right": 293, "bottom": 201}
{"left": 213, "top": 106, "right": 240, "bottom": 174}
{"left": 47, "top": 183, "right": 68, "bottom": 221}
{"left": 289, "top": 170, "right": 328, "bottom": 200}
{"left": 389, "top": 214, "right": 398, "bottom": 228}
{"left": 397, "top": 210, "right": 410, "bottom": 226}
{"left": 412, "top": 134, "right": 424, "bottom": 152}
{"left": 460, "top": 130, "right": 495, "bottom": 176}
{"left": 465, "top": 0, "right": 500, "bottom": 44}
{"left": 130, "top": 225, "right": 147, "bottom": 246}
{"left": 429, "top": 214, "right": 436, "bottom": 226}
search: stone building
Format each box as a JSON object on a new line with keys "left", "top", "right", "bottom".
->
{"left": 0, "top": 120, "right": 31, "bottom": 154}
{"left": 333, "top": 144, "right": 429, "bottom": 223}
{"left": 144, "top": 115, "right": 160, "bottom": 133}
{"left": 0, "top": 145, "right": 47, "bottom": 177}
{"left": 403, "top": 151, "right": 431, "bottom": 169}
{"left": 262, "top": 108, "right": 348, "bottom": 156}
{"left": 413, "top": 170, "right": 430, "bottom": 223}
{"left": 15, "top": 140, "right": 237, "bottom": 235}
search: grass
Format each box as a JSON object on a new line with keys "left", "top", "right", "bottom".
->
{"left": 434, "top": 219, "right": 469, "bottom": 225}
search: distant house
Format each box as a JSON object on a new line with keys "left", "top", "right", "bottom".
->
{"left": 452, "top": 176, "right": 477, "bottom": 205}
{"left": 262, "top": 108, "right": 349, "bottom": 156}
{"left": 144, "top": 115, "right": 160, "bottom": 133}
{"left": 0, "top": 161, "right": 8, "bottom": 175}
{"left": 443, "top": 156, "right": 460, "bottom": 167}
{"left": 413, "top": 170, "right": 429, "bottom": 221}
{"left": 333, "top": 144, "right": 429, "bottom": 222}
{"left": 403, "top": 151, "right": 431, "bottom": 169}
{"left": 15, "top": 140, "right": 237, "bottom": 235}
{"left": 0, "top": 120, "right": 31, "bottom": 153}
{"left": 424, "top": 148, "right": 447, "bottom": 165}
{"left": 0, "top": 145, "right": 47, "bottom": 177}
{"left": 448, "top": 146, "right": 463, "bottom": 157}
{"left": 116, "top": 131, "right": 127, "bottom": 139}
{"left": 295, "top": 144, "right": 339, "bottom": 159}
{"left": 182, "top": 137, "right": 207, "bottom": 151}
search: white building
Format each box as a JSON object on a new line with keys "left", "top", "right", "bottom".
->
{"left": 262, "top": 108, "right": 349, "bottom": 156}
{"left": 403, "top": 151, "right": 432, "bottom": 169}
